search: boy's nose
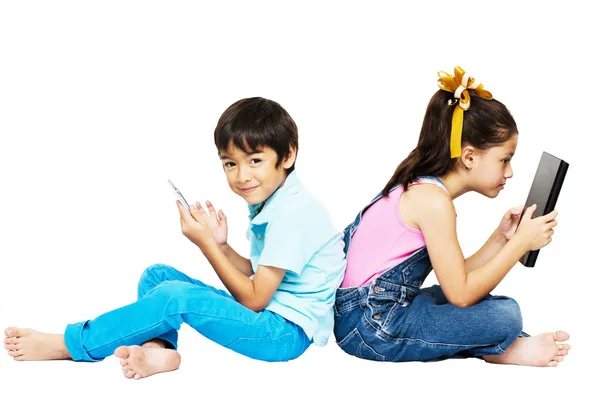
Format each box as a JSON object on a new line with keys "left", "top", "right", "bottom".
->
{"left": 237, "top": 167, "right": 252, "bottom": 183}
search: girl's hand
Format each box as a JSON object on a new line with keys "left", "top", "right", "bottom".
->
{"left": 497, "top": 205, "right": 525, "bottom": 241}
{"left": 195, "top": 200, "right": 228, "bottom": 247}
{"left": 176, "top": 200, "right": 216, "bottom": 250}
{"left": 514, "top": 204, "right": 558, "bottom": 251}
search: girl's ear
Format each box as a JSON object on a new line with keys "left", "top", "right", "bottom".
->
{"left": 461, "top": 146, "right": 475, "bottom": 170}
{"left": 282, "top": 146, "right": 297, "bottom": 170}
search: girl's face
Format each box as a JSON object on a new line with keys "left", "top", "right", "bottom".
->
{"left": 470, "top": 134, "right": 518, "bottom": 198}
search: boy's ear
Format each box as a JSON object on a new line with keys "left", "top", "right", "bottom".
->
{"left": 282, "top": 146, "right": 297, "bottom": 170}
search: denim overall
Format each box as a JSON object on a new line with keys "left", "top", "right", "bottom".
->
{"left": 333, "top": 176, "right": 527, "bottom": 362}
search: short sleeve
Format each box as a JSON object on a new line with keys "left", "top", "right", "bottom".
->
{"left": 257, "top": 212, "right": 316, "bottom": 275}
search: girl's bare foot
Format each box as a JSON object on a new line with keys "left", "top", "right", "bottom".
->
{"left": 3, "top": 327, "right": 71, "bottom": 361}
{"left": 483, "top": 330, "right": 571, "bottom": 367}
{"left": 114, "top": 345, "right": 181, "bottom": 380}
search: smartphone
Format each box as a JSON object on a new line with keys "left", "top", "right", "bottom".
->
{"left": 168, "top": 179, "right": 190, "bottom": 210}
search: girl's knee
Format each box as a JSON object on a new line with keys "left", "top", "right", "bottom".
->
{"left": 420, "top": 285, "right": 448, "bottom": 305}
{"left": 493, "top": 297, "right": 523, "bottom": 338}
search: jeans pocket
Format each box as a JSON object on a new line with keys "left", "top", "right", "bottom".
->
{"left": 337, "top": 328, "right": 385, "bottom": 362}
{"left": 400, "top": 248, "right": 432, "bottom": 288}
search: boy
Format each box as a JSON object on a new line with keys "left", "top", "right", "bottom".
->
{"left": 4, "top": 97, "right": 346, "bottom": 379}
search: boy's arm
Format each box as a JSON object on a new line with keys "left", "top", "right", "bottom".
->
{"left": 203, "top": 242, "right": 285, "bottom": 311}
{"left": 219, "top": 243, "right": 254, "bottom": 277}
{"left": 177, "top": 201, "right": 282, "bottom": 311}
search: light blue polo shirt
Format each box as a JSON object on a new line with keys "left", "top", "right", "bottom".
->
{"left": 246, "top": 170, "right": 346, "bottom": 346}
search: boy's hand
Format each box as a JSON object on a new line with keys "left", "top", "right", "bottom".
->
{"left": 197, "top": 200, "right": 228, "bottom": 247}
{"left": 176, "top": 200, "right": 216, "bottom": 250}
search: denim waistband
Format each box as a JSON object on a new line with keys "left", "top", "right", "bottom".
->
{"left": 336, "top": 247, "right": 431, "bottom": 308}
{"left": 335, "top": 282, "right": 421, "bottom": 307}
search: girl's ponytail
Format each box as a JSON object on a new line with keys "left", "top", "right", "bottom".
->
{"left": 383, "top": 68, "right": 517, "bottom": 196}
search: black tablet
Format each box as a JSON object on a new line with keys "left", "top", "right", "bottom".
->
{"left": 518, "top": 151, "right": 569, "bottom": 267}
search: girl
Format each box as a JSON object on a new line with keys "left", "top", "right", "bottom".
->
{"left": 333, "top": 67, "right": 570, "bottom": 366}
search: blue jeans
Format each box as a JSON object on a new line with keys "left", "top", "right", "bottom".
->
{"left": 334, "top": 178, "right": 527, "bottom": 362}
{"left": 64, "top": 264, "right": 311, "bottom": 362}
{"left": 334, "top": 247, "right": 528, "bottom": 362}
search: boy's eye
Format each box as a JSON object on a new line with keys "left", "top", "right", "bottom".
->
{"left": 503, "top": 159, "right": 511, "bottom": 164}
{"left": 223, "top": 162, "right": 235, "bottom": 168}
{"left": 250, "top": 158, "right": 261, "bottom": 164}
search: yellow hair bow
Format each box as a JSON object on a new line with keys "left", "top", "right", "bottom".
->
{"left": 437, "top": 67, "right": 493, "bottom": 158}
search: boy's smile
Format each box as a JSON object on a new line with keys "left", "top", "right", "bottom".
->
{"left": 220, "top": 142, "right": 296, "bottom": 205}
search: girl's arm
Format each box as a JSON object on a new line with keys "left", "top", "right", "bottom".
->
{"left": 411, "top": 187, "right": 555, "bottom": 307}
{"left": 464, "top": 230, "right": 507, "bottom": 272}
{"left": 465, "top": 205, "right": 525, "bottom": 272}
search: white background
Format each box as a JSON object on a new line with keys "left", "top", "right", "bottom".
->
{"left": 1, "top": 1, "right": 598, "bottom": 395}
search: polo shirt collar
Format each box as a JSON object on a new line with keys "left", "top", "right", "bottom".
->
{"left": 248, "top": 170, "right": 302, "bottom": 225}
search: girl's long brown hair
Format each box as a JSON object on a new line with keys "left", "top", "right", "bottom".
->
{"left": 382, "top": 90, "right": 518, "bottom": 196}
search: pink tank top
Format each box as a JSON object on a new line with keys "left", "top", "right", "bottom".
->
{"left": 340, "top": 178, "right": 448, "bottom": 288}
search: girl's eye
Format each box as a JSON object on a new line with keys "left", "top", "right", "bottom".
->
{"left": 503, "top": 159, "right": 511, "bottom": 164}
{"left": 224, "top": 162, "right": 235, "bottom": 168}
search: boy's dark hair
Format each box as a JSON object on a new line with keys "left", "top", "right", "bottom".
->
{"left": 382, "top": 90, "right": 518, "bottom": 196}
{"left": 214, "top": 97, "right": 299, "bottom": 173}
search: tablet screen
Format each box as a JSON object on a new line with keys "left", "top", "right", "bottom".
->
{"left": 519, "top": 151, "right": 568, "bottom": 267}
{"left": 523, "top": 152, "right": 562, "bottom": 218}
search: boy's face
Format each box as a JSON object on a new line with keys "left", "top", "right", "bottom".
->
{"left": 219, "top": 142, "right": 296, "bottom": 205}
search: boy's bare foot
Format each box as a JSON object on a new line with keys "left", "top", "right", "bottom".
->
{"left": 483, "top": 330, "right": 571, "bottom": 367}
{"left": 114, "top": 345, "right": 181, "bottom": 380}
{"left": 140, "top": 338, "right": 168, "bottom": 349}
{"left": 3, "top": 327, "right": 71, "bottom": 361}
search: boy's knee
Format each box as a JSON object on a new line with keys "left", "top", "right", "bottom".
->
{"left": 140, "top": 263, "right": 170, "bottom": 281}
{"left": 151, "top": 280, "right": 199, "bottom": 310}
{"left": 154, "top": 280, "right": 189, "bottom": 295}
{"left": 138, "top": 263, "right": 172, "bottom": 294}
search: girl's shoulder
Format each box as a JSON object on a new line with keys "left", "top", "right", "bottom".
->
{"left": 406, "top": 183, "right": 452, "bottom": 207}
{"left": 408, "top": 176, "right": 448, "bottom": 192}
{"left": 401, "top": 181, "right": 455, "bottom": 228}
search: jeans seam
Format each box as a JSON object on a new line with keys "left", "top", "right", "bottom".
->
{"left": 363, "top": 314, "right": 496, "bottom": 349}
{"left": 335, "top": 301, "right": 361, "bottom": 314}
{"left": 380, "top": 332, "right": 497, "bottom": 349}
{"left": 377, "top": 330, "right": 497, "bottom": 349}
{"left": 381, "top": 302, "right": 399, "bottom": 331}
{"left": 225, "top": 331, "right": 293, "bottom": 348}
{"left": 86, "top": 310, "right": 278, "bottom": 354}
{"left": 337, "top": 328, "right": 385, "bottom": 361}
